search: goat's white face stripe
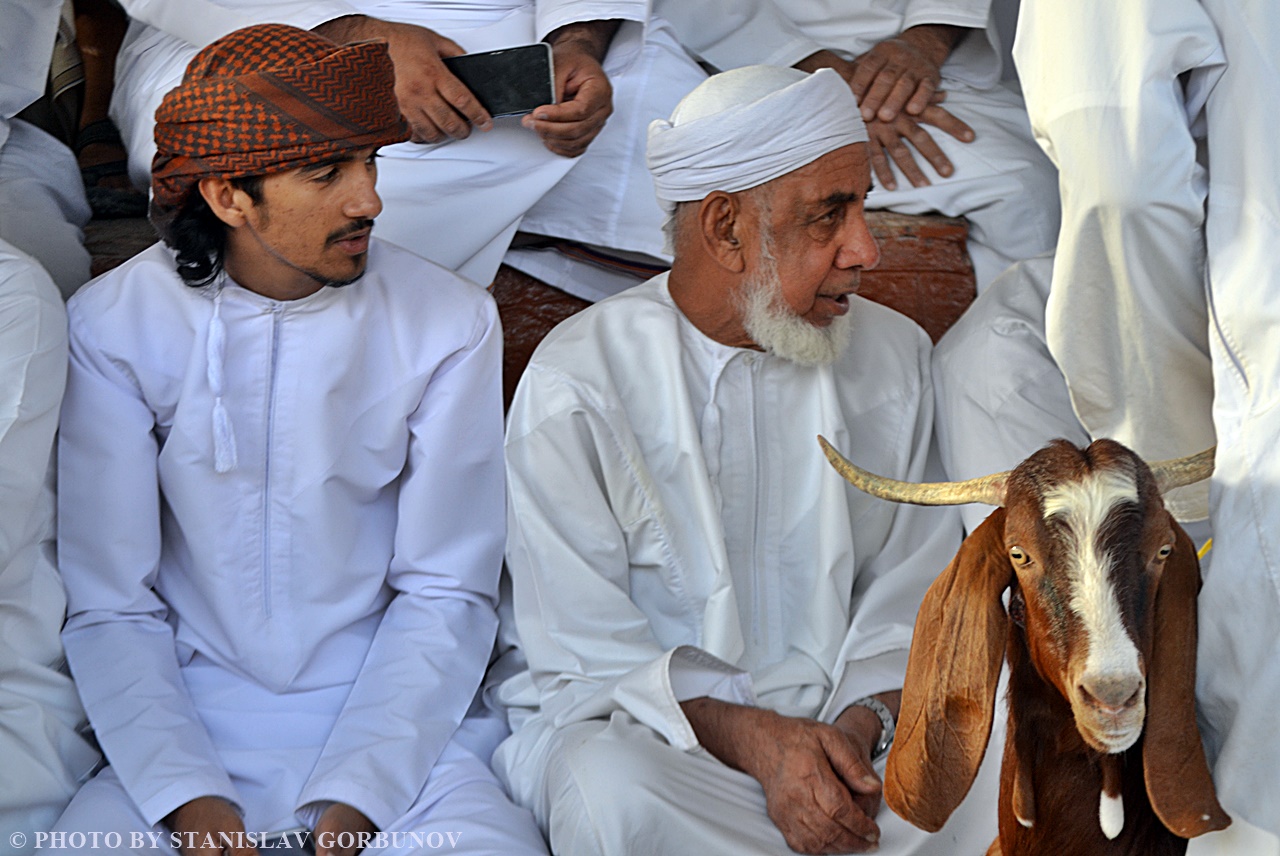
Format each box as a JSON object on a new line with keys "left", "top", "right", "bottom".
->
{"left": 1042, "top": 470, "right": 1142, "bottom": 687}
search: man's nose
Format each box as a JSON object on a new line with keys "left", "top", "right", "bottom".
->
{"left": 835, "top": 214, "right": 880, "bottom": 271}
{"left": 345, "top": 170, "right": 383, "bottom": 220}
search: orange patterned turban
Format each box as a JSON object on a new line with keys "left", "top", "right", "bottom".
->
{"left": 150, "top": 23, "right": 409, "bottom": 228}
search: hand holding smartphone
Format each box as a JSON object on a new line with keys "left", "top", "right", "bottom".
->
{"left": 442, "top": 43, "right": 555, "bottom": 119}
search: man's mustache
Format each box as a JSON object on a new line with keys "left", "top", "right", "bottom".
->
{"left": 327, "top": 219, "right": 376, "bottom": 243}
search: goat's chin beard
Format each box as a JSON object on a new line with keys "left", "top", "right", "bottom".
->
{"left": 736, "top": 244, "right": 852, "bottom": 367}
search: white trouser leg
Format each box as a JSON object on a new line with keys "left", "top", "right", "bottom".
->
{"left": 533, "top": 712, "right": 1001, "bottom": 856}
{"left": 1014, "top": 0, "right": 1223, "bottom": 521}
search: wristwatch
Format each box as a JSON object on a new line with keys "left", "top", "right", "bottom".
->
{"left": 851, "top": 695, "right": 896, "bottom": 762}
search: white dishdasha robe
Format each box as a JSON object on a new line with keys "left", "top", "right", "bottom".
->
{"left": 493, "top": 274, "right": 1002, "bottom": 855}
{"left": 0, "top": 239, "right": 99, "bottom": 854}
{"left": 53, "top": 239, "right": 547, "bottom": 855}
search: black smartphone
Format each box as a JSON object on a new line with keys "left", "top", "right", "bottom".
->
{"left": 442, "top": 43, "right": 555, "bottom": 118}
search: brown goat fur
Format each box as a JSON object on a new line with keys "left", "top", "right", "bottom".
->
{"left": 884, "top": 439, "right": 1230, "bottom": 855}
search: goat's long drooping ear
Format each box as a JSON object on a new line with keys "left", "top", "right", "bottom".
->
{"left": 886, "top": 508, "right": 1011, "bottom": 832}
{"left": 1143, "top": 519, "right": 1231, "bottom": 838}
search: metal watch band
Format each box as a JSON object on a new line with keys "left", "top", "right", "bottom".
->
{"left": 851, "top": 695, "right": 896, "bottom": 762}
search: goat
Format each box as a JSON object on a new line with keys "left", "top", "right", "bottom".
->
{"left": 817, "top": 437, "right": 1231, "bottom": 855}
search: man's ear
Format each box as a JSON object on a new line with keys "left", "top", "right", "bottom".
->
{"left": 198, "top": 176, "right": 252, "bottom": 228}
{"left": 697, "top": 191, "right": 746, "bottom": 273}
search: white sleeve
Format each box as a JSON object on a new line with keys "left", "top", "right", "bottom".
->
{"left": 652, "top": 0, "right": 821, "bottom": 70}
{"left": 535, "top": 0, "right": 649, "bottom": 44}
{"left": 0, "top": 252, "right": 64, "bottom": 575}
{"left": 820, "top": 339, "right": 964, "bottom": 722}
{"left": 505, "top": 371, "right": 753, "bottom": 753}
{"left": 58, "top": 306, "right": 240, "bottom": 826}
{"left": 900, "top": 0, "right": 991, "bottom": 32}
{"left": 115, "top": 0, "right": 362, "bottom": 48}
{"left": 296, "top": 296, "right": 507, "bottom": 831}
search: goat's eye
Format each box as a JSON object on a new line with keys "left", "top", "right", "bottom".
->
{"left": 1157, "top": 544, "right": 1173, "bottom": 559}
{"left": 1009, "top": 546, "right": 1029, "bottom": 565}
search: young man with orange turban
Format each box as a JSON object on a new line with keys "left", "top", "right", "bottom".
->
{"left": 51, "top": 24, "right": 547, "bottom": 856}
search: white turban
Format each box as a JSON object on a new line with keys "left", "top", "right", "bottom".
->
{"left": 646, "top": 66, "right": 868, "bottom": 214}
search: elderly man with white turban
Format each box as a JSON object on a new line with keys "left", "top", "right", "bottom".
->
{"left": 492, "top": 66, "right": 1001, "bottom": 856}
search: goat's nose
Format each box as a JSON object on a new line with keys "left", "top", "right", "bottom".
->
{"left": 1080, "top": 673, "right": 1144, "bottom": 712}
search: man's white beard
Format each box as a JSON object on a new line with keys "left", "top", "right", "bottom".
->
{"left": 736, "top": 237, "right": 853, "bottom": 367}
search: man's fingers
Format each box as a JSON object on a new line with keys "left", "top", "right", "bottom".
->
{"left": 876, "top": 73, "right": 919, "bottom": 121}
{"left": 867, "top": 134, "right": 898, "bottom": 191}
{"left": 823, "top": 727, "right": 883, "bottom": 797}
{"left": 848, "top": 53, "right": 886, "bottom": 103}
{"left": 816, "top": 772, "right": 881, "bottom": 842}
{"left": 869, "top": 120, "right": 928, "bottom": 189}
{"left": 905, "top": 77, "right": 937, "bottom": 115}
{"left": 852, "top": 787, "right": 883, "bottom": 830}
{"left": 526, "top": 98, "right": 593, "bottom": 124}
{"left": 429, "top": 67, "right": 491, "bottom": 127}
{"left": 523, "top": 73, "right": 612, "bottom": 157}
{"left": 860, "top": 68, "right": 904, "bottom": 121}
{"left": 432, "top": 32, "right": 467, "bottom": 59}
{"left": 416, "top": 98, "right": 472, "bottom": 141}
{"left": 899, "top": 117, "right": 953, "bottom": 178}
{"left": 919, "top": 103, "right": 974, "bottom": 143}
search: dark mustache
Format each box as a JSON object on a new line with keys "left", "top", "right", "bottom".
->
{"left": 327, "top": 219, "right": 376, "bottom": 243}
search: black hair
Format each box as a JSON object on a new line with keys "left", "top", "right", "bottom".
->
{"left": 160, "top": 175, "right": 265, "bottom": 287}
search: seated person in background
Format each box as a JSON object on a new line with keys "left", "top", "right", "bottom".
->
{"left": 107, "top": 0, "right": 708, "bottom": 301}
{"left": 653, "top": 0, "right": 1060, "bottom": 291}
{"left": 52, "top": 25, "right": 547, "bottom": 856}
{"left": 493, "top": 66, "right": 1000, "bottom": 856}
{"left": 2, "top": 0, "right": 93, "bottom": 297}
{"left": 931, "top": 253, "right": 1214, "bottom": 545}
{"left": 931, "top": 254, "right": 1089, "bottom": 535}
{"left": 0, "top": 241, "right": 100, "bottom": 853}
{"left": 1, "top": 5, "right": 101, "bottom": 845}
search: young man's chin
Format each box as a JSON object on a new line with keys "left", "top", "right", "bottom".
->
{"left": 309, "top": 260, "right": 368, "bottom": 289}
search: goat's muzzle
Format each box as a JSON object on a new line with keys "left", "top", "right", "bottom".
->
{"left": 1074, "top": 672, "right": 1147, "bottom": 753}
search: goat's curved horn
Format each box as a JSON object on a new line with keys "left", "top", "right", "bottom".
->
{"left": 818, "top": 435, "right": 1008, "bottom": 507}
{"left": 1149, "top": 446, "right": 1215, "bottom": 494}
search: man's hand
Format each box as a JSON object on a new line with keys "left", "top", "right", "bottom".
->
{"left": 313, "top": 803, "right": 378, "bottom": 856}
{"left": 795, "top": 49, "right": 974, "bottom": 190}
{"left": 165, "top": 796, "right": 256, "bottom": 856}
{"left": 847, "top": 25, "right": 961, "bottom": 123}
{"left": 832, "top": 692, "right": 902, "bottom": 823}
{"left": 313, "top": 16, "right": 492, "bottom": 143}
{"left": 866, "top": 104, "right": 974, "bottom": 190}
{"left": 682, "top": 698, "right": 882, "bottom": 854}
{"left": 522, "top": 21, "right": 619, "bottom": 157}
